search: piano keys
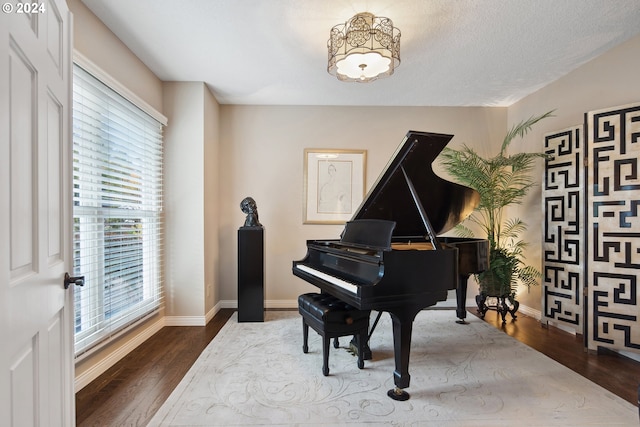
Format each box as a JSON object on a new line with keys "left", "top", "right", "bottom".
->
{"left": 292, "top": 131, "right": 489, "bottom": 400}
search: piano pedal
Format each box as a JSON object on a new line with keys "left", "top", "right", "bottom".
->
{"left": 349, "top": 338, "right": 372, "bottom": 360}
{"left": 387, "top": 387, "right": 410, "bottom": 401}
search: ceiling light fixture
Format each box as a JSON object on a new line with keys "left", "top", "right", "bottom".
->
{"left": 327, "top": 12, "right": 401, "bottom": 83}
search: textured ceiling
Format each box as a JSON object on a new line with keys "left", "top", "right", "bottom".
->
{"left": 81, "top": 0, "right": 640, "bottom": 107}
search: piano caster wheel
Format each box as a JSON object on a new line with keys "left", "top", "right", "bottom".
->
{"left": 387, "top": 387, "right": 410, "bottom": 401}
{"left": 455, "top": 319, "right": 469, "bottom": 325}
{"left": 358, "top": 359, "right": 364, "bottom": 369}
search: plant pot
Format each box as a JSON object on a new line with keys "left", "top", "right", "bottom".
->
{"left": 478, "top": 273, "right": 511, "bottom": 297}
{"left": 477, "top": 247, "right": 516, "bottom": 296}
{"left": 475, "top": 248, "right": 520, "bottom": 323}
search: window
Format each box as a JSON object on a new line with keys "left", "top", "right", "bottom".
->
{"left": 72, "top": 63, "right": 165, "bottom": 357}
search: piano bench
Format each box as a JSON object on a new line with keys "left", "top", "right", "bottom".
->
{"left": 297, "top": 293, "right": 369, "bottom": 376}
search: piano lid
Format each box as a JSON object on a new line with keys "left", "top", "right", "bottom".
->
{"left": 352, "top": 131, "right": 480, "bottom": 239}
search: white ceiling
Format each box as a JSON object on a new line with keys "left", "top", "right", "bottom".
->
{"left": 81, "top": 0, "right": 640, "bottom": 107}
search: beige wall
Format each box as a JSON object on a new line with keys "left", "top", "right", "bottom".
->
{"left": 67, "top": 0, "right": 163, "bottom": 113}
{"left": 218, "top": 106, "right": 507, "bottom": 305}
{"left": 507, "top": 34, "right": 640, "bottom": 311}
{"left": 204, "top": 85, "right": 221, "bottom": 315}
{"left": 163, "top": 81, "right": 221, "bottom": 321}
{"left": 163, "top": 82, "right": 205, "bottom": 318}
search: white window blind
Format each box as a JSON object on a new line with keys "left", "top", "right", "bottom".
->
{"left": 72, "top": 64, "right": 164, "bottom": 357}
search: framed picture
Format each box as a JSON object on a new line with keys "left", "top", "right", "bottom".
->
{"left": 303, "top": 149, "right": 366, "bottom": 224}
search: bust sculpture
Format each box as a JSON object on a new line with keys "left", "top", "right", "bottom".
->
{"left": 240, "top": 196, "right": 262, "bottom": 227}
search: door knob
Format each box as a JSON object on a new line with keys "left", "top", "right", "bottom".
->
{"left": 64, "top": 272, "right": 85, "bottom": 289}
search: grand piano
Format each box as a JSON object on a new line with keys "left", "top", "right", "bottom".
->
{"left": 292, "top": 131, "right": 489, "bottom": 400}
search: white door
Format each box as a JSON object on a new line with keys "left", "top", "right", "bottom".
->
{"left": 0, "top": 0, "right": 74, "bottom": 426}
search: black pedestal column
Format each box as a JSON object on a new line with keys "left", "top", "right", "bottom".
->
{"left": 237, "top": 226, "right": 264, "bottom": 322}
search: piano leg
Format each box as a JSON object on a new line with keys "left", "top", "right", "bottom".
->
{"left": 455, "top": 274, "right": 470, "bottom": 324}
{"left": 386, "top": 307, "right": 421, "bottom": 401}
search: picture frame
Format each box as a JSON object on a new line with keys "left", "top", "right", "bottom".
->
{"left": 303, "top": 149, "right": 366, "bottom": 224}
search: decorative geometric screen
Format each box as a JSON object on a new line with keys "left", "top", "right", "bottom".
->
{"left": 586, "top": 102, "right": 640, "bottom": 353}
{"left": 542, "top": 126, "right": 583, "bottom": 332}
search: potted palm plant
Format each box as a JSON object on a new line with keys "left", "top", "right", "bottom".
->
{"left": 438, "top": 111, "right": 554, "bottom": 322}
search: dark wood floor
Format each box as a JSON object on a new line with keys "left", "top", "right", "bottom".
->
{"left": 75, "top": 308, "right": 640, "bottom": 426}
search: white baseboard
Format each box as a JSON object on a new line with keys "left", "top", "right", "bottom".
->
{"left": 76, "top": 303, "right": 224, "bottom": 391}
{"left": 75, "top": 316, "right": 165, "bottom": 391}
{"left": 164, "top": 316, "right": 207, "bottom": 326}
{"left": 221, "top": 297, "right": 542, "bottom": 320}
{"left": 619, "top": 350, "right": 640, "bottom": 363}
{"left": 515, "top": 303, "right": 541, "bottom": 320}
{"left": 219, "top": 299, "right": 298, "bottom": 309}
{"left": 542, "top": 318, "right": 579, "bottom": 335}
{"left": 165, "top": 302, "right": 224, "bottom": 326}
{"left": 205, "top": 301, "right": 221, "bottom": 323}
{"left": 266, "top": 299, "right": 298, "bottom": 309}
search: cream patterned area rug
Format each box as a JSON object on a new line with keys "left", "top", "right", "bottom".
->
{"left": 148, "top": 310, "right": 637, "bottom": 426}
